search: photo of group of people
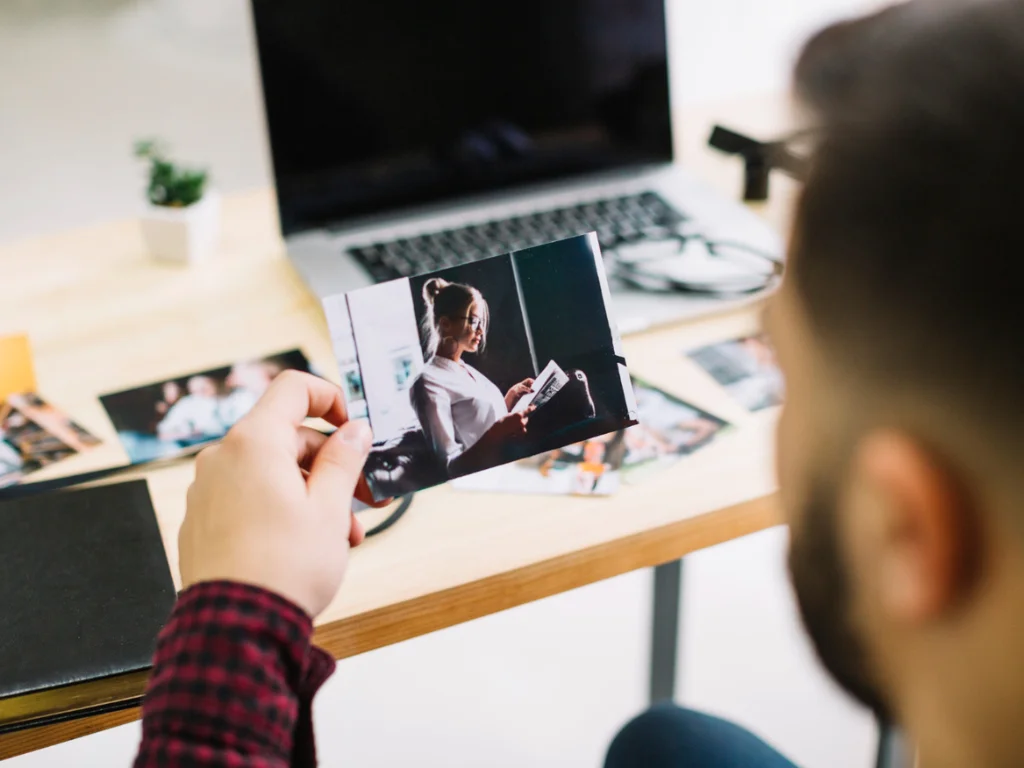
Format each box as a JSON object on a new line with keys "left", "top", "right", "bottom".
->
{"left": 452, "top": 377, "right": 730, "bottom": 497}
{"left": 688, "top": 333, "right": 784, "bottom": 412}
{"left": 621, "top": 377, "right": 730, "bottom": 481}
{"left": 324, "top": 233, "right": 638, "bottom": 501}
{"left": 0, "top": 394, "right": 101, "bottom": 487}
{"left": 99, "top": 350, "right": 310, "bottom": 463}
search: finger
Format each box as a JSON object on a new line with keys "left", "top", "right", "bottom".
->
{"left": 307, "top": 419, "right": 372, "bottom": 509}
{"left": 193, "top": 444, "right": 220, "bottom": 475}
{"left": 299, "top": 428, "right": 392, "bottom": 506}
{"left": 349, "top": 511, "right": 366, "bottom": 547}
{"left": 296, "top": 426, "right": 329, "bottom": 471}
{"left": 246, "top": 370, "right": 349, "bottom": 428}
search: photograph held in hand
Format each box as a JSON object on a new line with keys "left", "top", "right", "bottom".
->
{"left": 323, "top": 234, "right": 638, "bottom": 501}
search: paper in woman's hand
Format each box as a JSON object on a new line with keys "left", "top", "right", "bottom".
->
{"left": 512, "top": 359, "right": 569, "bottom": 413}
{"left": 322, "top": 233, "right": 639, "bottom": 502}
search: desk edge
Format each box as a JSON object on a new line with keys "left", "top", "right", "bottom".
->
{"left": 0, "top": 493, "right": 779, "bottom": 759}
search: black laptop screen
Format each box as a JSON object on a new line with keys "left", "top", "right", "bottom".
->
{"left": 251, "top": 0, "right": 673, "bottom": 235}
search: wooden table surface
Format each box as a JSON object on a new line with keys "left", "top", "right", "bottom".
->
{"left": 0, "top": 97, "right": 800, "bottom": 759}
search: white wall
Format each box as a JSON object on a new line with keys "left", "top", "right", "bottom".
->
{"left": 0, "top": 0, "right": 884, "bottom": 243}
{"left": 669, "top": 0, "right": 877, "bottom": 108}
{"left": 3, "top": 2, "right": 883, "bottom": 767}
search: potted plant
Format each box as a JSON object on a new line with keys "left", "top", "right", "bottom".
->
{"left": 134, "top": 139, "right": 220, "bottom": 264}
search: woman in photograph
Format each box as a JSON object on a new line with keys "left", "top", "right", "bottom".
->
{"left": 413, "top": 277, "right": 535, "bottom": 476}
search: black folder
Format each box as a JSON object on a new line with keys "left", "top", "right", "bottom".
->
{"left": 0, "top": 480, "right": 175, "bottom": 730}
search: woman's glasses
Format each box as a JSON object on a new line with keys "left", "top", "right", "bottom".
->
{"left": 456, "top": 316, "right": 484, "bottom": 331}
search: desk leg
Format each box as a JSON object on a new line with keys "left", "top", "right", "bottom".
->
{"left": 649, "top": 559, "right": 683, "bottom": 704}
{"left": 875, "top": 720, "right": 911, "bottom": 768}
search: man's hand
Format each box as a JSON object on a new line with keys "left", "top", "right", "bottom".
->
{"left": 178, "top": 371, "right": 378, "bottom": 618}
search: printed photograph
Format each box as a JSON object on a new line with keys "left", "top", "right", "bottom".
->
{"left": 0, "top": 396, "right": 101, "bottom": 487}
{"left": 687, "top": 333, "right": 784, "bottom": 412}
{"left": 100, "top": 350, "right": 310, "bottom": 464}
{"left": 622, "top": 378, "right": 731, "bottom": 480}
{"left": 324, "top": 234, "right": 638, "bottom": 501}
{"left": 452, "top": 378, "right": 729, "bottom": 496}
{"left": 452, "top": 431, "right": 627, "bottom": 497}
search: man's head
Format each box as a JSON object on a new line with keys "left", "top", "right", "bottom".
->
{"left": 772, "top": 0, "right": 1024, "bottom": 758}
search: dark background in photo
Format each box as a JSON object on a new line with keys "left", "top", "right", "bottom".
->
{"left": 410, "top": 238, "right": 628, "bottom": 420}
{"left": 513, "top": 237, "right": 629, "bottom": 421}
{"left": 410, "top": 257, "right": 533, "bottom": 394}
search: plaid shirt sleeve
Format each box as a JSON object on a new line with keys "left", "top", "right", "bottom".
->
{"left": 133, "top": 581, "right": 336, "bottom": 768}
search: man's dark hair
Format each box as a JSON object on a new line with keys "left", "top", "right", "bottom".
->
{"left": 791, "top": 0, "right": 1024, "bottom": 450}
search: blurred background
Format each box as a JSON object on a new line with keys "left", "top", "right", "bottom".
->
{"left": 3, "top": 1, "right": 884, "bottom": 766}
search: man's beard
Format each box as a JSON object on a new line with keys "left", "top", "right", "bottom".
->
{"left": 788, "top": 477, "right": 893, "bottom": 721}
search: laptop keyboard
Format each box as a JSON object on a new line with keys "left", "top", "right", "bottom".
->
{"left": 347, "top": 191, "right": 686, "bottom": 283}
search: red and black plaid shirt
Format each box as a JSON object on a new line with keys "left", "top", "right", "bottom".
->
{"left": 133, "top": 581, "right": 335, "bottom": 768}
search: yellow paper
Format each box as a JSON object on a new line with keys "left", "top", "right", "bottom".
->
{"left": 0, "top": 334, "right": 37, "bottom": 402}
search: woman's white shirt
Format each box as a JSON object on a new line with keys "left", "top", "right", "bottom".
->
{"left": 418, "top": 356, "right": 507, "bottom": 465}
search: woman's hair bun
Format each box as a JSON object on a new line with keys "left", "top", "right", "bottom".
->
{"left": 422, "top": 277, "right": 450, "bottom": 304}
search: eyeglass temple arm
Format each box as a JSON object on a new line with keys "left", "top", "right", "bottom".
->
{"left": 707, "top": 124, "right": 811, "bottom": 202}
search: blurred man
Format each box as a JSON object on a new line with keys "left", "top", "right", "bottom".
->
{"left": 607, "top": 1, "right": 1024, "bottom": 766}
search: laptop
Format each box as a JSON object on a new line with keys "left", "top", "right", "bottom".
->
{"left": 249, "top": 0, "right": 783, "bottom": 335}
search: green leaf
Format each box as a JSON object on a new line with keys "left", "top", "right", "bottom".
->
{"left": 135, "top": 138, "right": 208, "bottom": 207}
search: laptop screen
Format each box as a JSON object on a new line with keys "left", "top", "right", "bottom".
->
{"left": 251, "top": 1, "right": 673, "bottom": 235}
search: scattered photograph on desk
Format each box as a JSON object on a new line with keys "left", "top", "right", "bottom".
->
{"left": 99, "top": 349, "right": 310, "bottom": 464}
{"left": 323, "top": 234, "right": 639, "bottom": 502}
{"left": 687, "top": 333, "right": 784, "bottom": 412}
{"left": 452, "top": 430, "right": 627, "bottom": 497}
{"left": 453, "top": 377, "right": 730, "bottom": 496}
{"left": 621, "top": 378, "right": 731, "bottom": 482}
{"left": 0, "top": 395, "right": 101, "bottom": 487}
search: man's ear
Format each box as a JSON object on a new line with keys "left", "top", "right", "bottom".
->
{"left": 851, "top": 431, "right": 976, "bottom": 624}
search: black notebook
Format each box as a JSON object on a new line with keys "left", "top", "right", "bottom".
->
{"left": 0, "top": 480, "right": 176, "bottom": 709}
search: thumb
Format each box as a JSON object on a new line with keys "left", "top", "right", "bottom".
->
{"left": 307, "top": 420, "right": 372, "bottom": 508}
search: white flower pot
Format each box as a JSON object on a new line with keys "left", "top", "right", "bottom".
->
{"left": 140, "top": 190, "right": 220, "bottom": 265}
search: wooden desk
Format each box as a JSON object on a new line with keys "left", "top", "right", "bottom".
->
{"left": 0, "top": 98, "right": 799, "bottom": 759}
